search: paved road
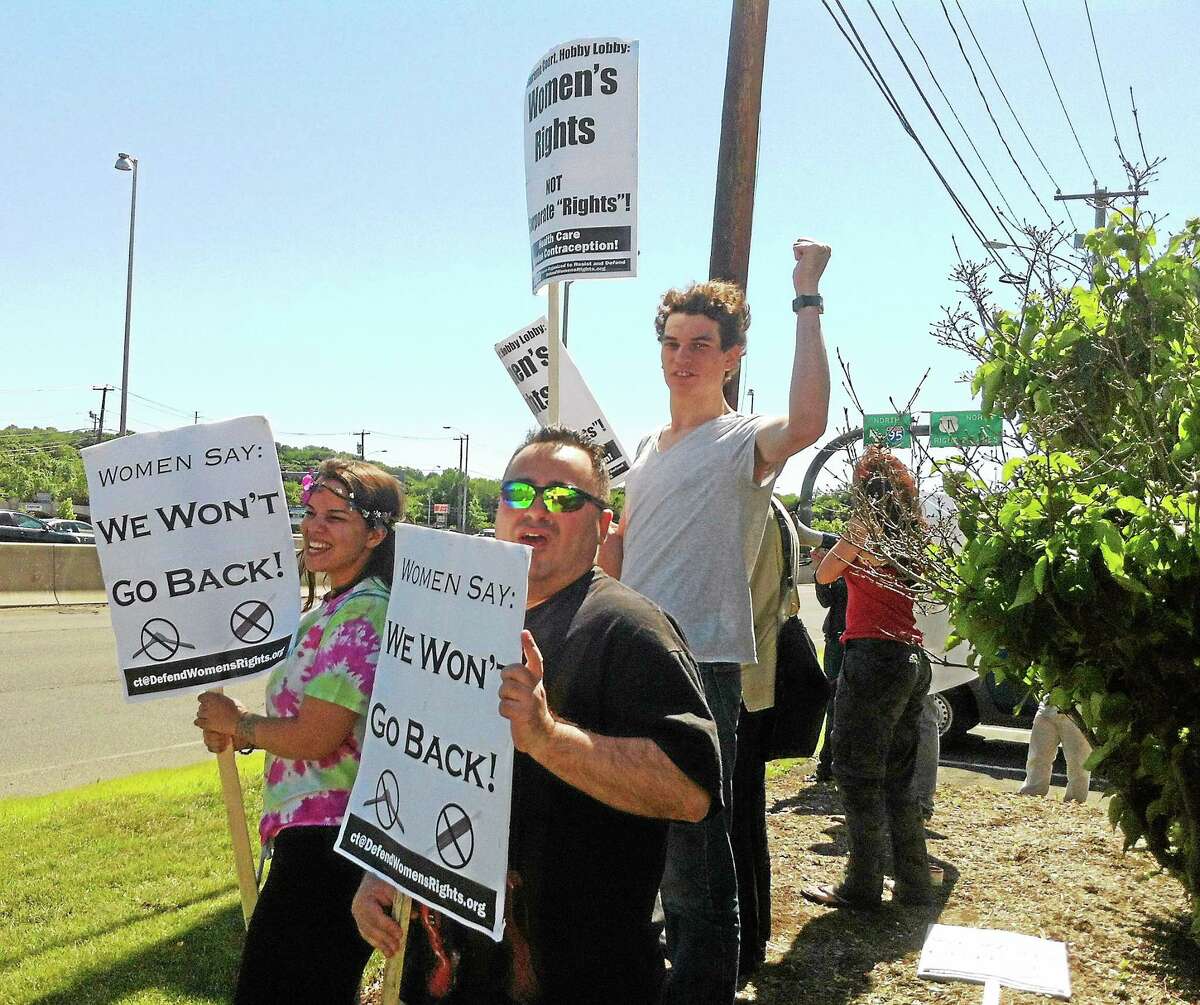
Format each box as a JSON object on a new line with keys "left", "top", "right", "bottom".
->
{"left": 1, "top": 595, "right": 1046, "bottom": 800}
{"left": 0, "top": 605, "right": 264, "bottom": 797}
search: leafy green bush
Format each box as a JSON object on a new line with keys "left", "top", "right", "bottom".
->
{"left": 936, "top": 193, "right": 1200, "bottom": 940}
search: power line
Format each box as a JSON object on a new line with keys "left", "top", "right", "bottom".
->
{"left": 939, "top": 0, "right": 1060, "bottom": 230}
{"left": 0, "top": 386, "right": 94, "bottom": 394}
{"left": 953, "top": 0, "right": 1072, "bottom": 229}
{"left": 891, "top": 2, "right": 1020, "bottom": 224}
{"left": 866, "top": 0, "right": 1027, "bottom": 256}
{"left": 1022, "top": 0, "right": 1096, "bottom": 185}
{"left": 820, "top": 0, "right": 1009, "bottom": 273}
{"left": 121, "top": 389, "right": 194, "bottom": 418}
{"left": 1083, "top": 0, "right": 1128, "bottom": 163}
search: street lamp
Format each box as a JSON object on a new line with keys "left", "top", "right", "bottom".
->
{"left": 114, "top": 153, "right": 138, "bottom": 435}
{"left": 983, "top": 239, "right": 1029, "bottom": 286}
{"left": 442, "top": 426, "right": 470, "bottom": 532}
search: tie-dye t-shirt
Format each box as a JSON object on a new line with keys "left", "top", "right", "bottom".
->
{"left": 259, "top": 576, "right": 390, "bottom": 845}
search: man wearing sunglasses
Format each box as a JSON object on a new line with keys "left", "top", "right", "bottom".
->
{"left": 353, "top": 426, "right": 722, "bottom": 1005}
{"left": 599, "top": 238, "right": 831, "bottom": 1001}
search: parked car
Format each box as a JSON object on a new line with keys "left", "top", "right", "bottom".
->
{"left": 44, "top": 519, "right": 96, "bottom": 544}
{"left": 931, "top": 672, "right": 1038, "bottom": 740}
{"left": 0, "top": 510, "right": 81, "bottom": 544}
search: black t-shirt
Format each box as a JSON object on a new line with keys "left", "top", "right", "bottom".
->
{"left": 404, "top": 568, "right": 721, "bottom": 1005}
{"left": 512, "top": 569, "right": 722, "bottom": 1004}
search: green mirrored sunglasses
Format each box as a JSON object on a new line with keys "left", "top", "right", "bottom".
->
{"left": 500, "top": 479, "right": 607, "bottom": 514}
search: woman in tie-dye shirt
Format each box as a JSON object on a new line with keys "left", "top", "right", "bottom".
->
{"left": 196, "top": 458, "right": 402, "bottom": 1004}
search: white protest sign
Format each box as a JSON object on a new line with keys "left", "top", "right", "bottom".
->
{"left": 81, "top": 416, "right": 300, "bottom": 701}
{"left": 524, "top": 38, "right": 638, "bottom": 293}
{"left": 495, "top": 316, "right": 632, "bottom": 484}
{"left": 336, "top": 525, "right": 529, "bottom": 941}
{"left": 918, "top": 924, "right": 1072, "bottom": 999}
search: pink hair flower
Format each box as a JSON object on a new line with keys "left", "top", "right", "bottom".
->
{"left": 300, "top": 468, "right": 317, "bottom": 505}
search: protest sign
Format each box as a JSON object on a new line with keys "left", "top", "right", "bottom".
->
{"left": 337, "top": 525, "right": 529, "bottom": 941}
{"left": 917, "top": 924, "right": 1072, "bottom": 999}
{"left": 524, "top": 38, "right": 638, "bottom": 293}
{"left": 82, "top": 416, "right": 300, "bottom": 702}
{"left": 495, "top": 316, "right": 631, "bottom": 484}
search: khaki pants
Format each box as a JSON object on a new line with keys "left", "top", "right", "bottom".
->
{"left": 1019, "top": 703, "right": 1092, "bottom": 803}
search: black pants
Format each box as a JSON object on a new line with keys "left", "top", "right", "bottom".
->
{"left": 816, "top": 638, "right": 844, "bottom": 776}
{"left": 831, "top": 639, "right": 933, "bottom": 905}
{"left": 234, "top": 825, "right": 374, "bottom": 1005}
{"left": 730, "top": 706, "right": 771, "bottom": 974}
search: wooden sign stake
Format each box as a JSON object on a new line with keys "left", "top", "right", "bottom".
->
{"left": 211, "top": 687, "right": 259, "bottom": 927}
{"left": 381, "top": 894, "right": 414, "bottom": 1004}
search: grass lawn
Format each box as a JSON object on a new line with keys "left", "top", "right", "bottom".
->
{"left": 0, "top": 757, "right": 265, "bottom": 1004}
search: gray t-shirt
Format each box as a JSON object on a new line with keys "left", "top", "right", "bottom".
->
{"left": 621, "top": 412, "right": 778, "bottom": 664}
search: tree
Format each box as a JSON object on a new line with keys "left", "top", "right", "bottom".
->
{"left": 930, "top": 167, "right": 1200, "bottom": 940}
{"left": 810, "top": 488, "right": 851, "bottom": 533}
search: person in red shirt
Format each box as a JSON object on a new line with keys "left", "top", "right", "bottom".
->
{"left": 802, "top": 447, "right": 934, "bottom": 909}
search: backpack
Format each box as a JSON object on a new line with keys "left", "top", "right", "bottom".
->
{"left": 755, "top": 498, "right": 830, "bottom": 762}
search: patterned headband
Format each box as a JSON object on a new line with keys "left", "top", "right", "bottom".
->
{"left": 300, "top": 470, "right": 397, "bottom": 529}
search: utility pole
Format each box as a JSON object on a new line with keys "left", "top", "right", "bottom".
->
{"left": 194, "top": 411, "right": 200, "bottom": 425}
{"left": 92, "top": 385, "right": 114, "bottom": 445}
{"left": 356, "top": 430, "right": 370, "bottom": 459}
{"left": 448, "top": 434, "right": 470, "bottom": 532}
{"left": 747, "top": 388, "right": 756, "bottom": 414}
{"left": 1055, "top": 184, "right": 1148, "bottom": 285}
{"left": 710, "top": 0, "right": 770, "bottom": 410}
{"left": 461, "top": 434, "right": 470, "bottom": 533}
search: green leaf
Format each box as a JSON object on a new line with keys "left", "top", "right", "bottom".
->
{"left": 1010, "top": 568, "right": 1037, "bottom": 609}
{"left": 1109, "top": 571, "right": 1151, "bottom": 595}
{"left": 1093, "top": 518, "right": 1125, "bottom": 576}
{"left": 1085, "top": 737, "right": 1118, "bottom": 773}
{"left": 1107, "top": 791, "right": 1125, "bottom": 828}
{"left": 1114, "top": 496, "right": 1148, "bottom": 516}
{"left": 1002, "top": 456, "right": 1026, "bottom": 482}
{"left": 1032, "top": 554, "right": 1049, "bottom": 593}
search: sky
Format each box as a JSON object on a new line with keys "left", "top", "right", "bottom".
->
{"left": 3, "top": 1, "right": 1197, "bottom": 494}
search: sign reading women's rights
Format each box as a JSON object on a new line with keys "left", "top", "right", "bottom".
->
{"left": 524, "top": 37, "right": 638, "bottom": 293}
{"left": 336, "top": 525, "right": 529, "bottom": 941}
{"left": 82, "top": 416, "right": 300, "bottom": 701}
{"left": 495, "top": 316, "right": 631, "bottom": 484}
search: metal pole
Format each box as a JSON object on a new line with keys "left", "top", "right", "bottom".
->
{"left": 1094, "top": 187, "right": 1107, "bottom": 230}
{"left": 710, "top": 0, "right": 769, "bottom": 411}
{"left": 118, "top": 159, "right": 138, "bottom": 435}
{"left": 461, "top": 434, "right": 470, "bottom": 533}
{"left": 561, "top": 281, "right": 571, "bottom": 348}
{"left": 547, "top": 283, "right": 562, "bottom": 424}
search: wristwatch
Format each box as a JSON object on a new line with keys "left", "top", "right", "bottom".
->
{"left": 792, "top": 294, "right": 824, "bottom": 314}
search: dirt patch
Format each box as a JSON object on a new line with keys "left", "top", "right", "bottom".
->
{"left": 742, "top": 763, "right": 1199, "bottom": 1004}
{"left": 363, "top": 762, "right": 1198, "bottom": 1004}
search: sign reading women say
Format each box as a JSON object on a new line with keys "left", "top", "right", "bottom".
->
{"left": 82, "top": 416, "right": 300, "bottom": 701}
{"left": 336, "top": 525, "right": 529, "bottom": 942}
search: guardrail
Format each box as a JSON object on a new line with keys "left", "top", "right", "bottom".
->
{"left": 0, "top": 538, "right": 308, "bottom": 608}
{"left": 0, "top": 542, "right": 105, "bottom": 607}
